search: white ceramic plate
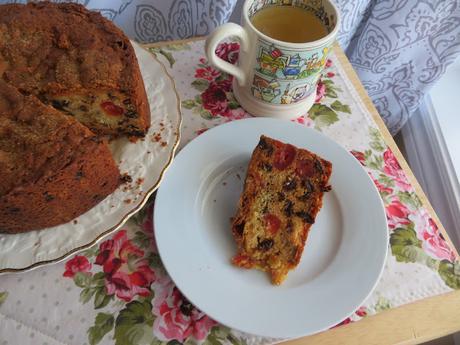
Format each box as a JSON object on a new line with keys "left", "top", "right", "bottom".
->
{"left": 154, "top": 118, "right": 387, "bottom": 339}
{"left": 0, "top": 42, "right": 181, "bottom": 273}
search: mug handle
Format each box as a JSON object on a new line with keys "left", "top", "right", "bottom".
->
{"left": 205, "top": 23, "right": 250, "bottom": 86}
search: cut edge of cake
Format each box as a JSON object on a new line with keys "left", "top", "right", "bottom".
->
{"left": 0, "top": 79, "right": 121, "bottom": 233}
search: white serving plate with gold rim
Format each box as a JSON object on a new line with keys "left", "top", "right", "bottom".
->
{"left": 155, "top": 118, "right": 388, "bottom": 339}
{"left": 0, "top": 42, "right": 181, "bottom": 273}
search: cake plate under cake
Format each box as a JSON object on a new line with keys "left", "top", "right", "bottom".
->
{"left": 0, "top": 43, "right": 182, "bottom": 273}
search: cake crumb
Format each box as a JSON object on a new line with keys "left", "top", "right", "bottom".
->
{"left": 136, "top": 178, "right": 144, "bottom": 186}
{"left": 152, "top": 133, "right": 162, "bottom": 142}
{"left": 160, "top": 141, "right": 167, "bottom": 147}
{"left": 124, "top": 199, "right": 132, "bottom": 204}
{"left": 73, "top": 220, "right": 78, "bottom": 224}
{"left": 120, "top": 173, "right": 132, "bottom": 184}
{"left": 222, "top": 182, "right": 227, "bottom": 186}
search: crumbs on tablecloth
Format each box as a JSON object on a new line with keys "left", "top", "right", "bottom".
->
{"left": 161, "top": 141, "right": 167, "bottom": 147}
{"left": 136, "top": 178, "right": 144, "bottom": 186}
{"left": 124, "top": 199, "right": 132, "bottom": 204}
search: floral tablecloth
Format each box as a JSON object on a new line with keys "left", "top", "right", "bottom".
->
{"left": 0, "top": 39, "right": 459, "bottom": 345}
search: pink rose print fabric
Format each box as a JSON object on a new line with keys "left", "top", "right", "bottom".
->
{"left": 152, "top": 279, "right": 217, "bottom": 342}
{"left": 95, "top": 230, "right": 155, "bottom": 302}
{"left": 382, "top": 149, "right": 411, "bottom": 192}
{"left": 63, "top": 255, "right": 91, "bottom": 278}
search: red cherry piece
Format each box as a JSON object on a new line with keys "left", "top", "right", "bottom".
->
{"left": 232, "top": 254, "right": 253, "bottom": 268}
{"left": 296, "top": 159, "right": 315, "bottom": 178}
{"left": 264, "top": 213, "right": 281, "bottom": 235}
{"left": 100, "top": 101, "right": 124, "bottom": 116}
{"left": 273, "top": 144, "right": 296, "bottom": 170}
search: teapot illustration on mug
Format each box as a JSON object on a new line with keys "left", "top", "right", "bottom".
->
{"left": 252, "top": 75, "right": 281, "bottom": 102}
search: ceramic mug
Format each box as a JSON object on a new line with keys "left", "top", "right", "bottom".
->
{"left": 205, "top": 0, "right": 340, "bottom": 119}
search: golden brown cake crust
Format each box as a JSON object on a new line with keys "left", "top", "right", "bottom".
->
{"left": 0, "top": 2, "right": 150, "bottom": 138}
{"left": 0, "top": 138, "right": 121, "bottom": 233}
{"left": 0, "top": 80, "right": 120, "bottom": 233}
{"left": 231, "top": 135, "right": 332, "bottom": 285}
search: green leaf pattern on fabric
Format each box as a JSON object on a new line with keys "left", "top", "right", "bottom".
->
{"left": 203, "top": 326, "right": 247, "bottom": 345}
{"left": 309, "top": 104, "right": 339, "bottom": 129}
{"left": 373, "top": 296, "right": 392, "bottom": 313}
{"left": 114, "top": 300, "right": 155, "bottom": 345}
{"left": 0, "top": 291, "right": 8, "bottom": 306}
{"left": 438, "top": 260, "right": 460, "bottom": 289}
{"left": 191, "top": 79, "right": 210, "bottom": 92}
{"left": 94, "top": 287, "right": 113, "bottom": 309}
{"left": 182, "top": 100, "right": 196, "bottom": 109}
{"left": 88, "top": 313, "right": 115, "bottom": 345}
{"left": 74, "top": 272, "right": 92, "bottom": 288}
{"left": 148, "top": 43, "right": 193, "bottom": 68}
{"left": 390, "top": 225, "right": 424, "bottom": 263}
{"left": 330, "top": 100, "right": 351, "bottom": 114}
{"left": 149, "top": 48, "right": 176, "bottom": 68}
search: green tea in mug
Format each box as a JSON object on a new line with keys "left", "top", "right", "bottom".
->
{"left": 251, "top": 6, "right": 328, "bottom": 43}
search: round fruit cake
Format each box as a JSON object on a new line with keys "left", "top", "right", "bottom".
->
{"left": 0, "top": 2, "right": 151, "bottom": 233}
